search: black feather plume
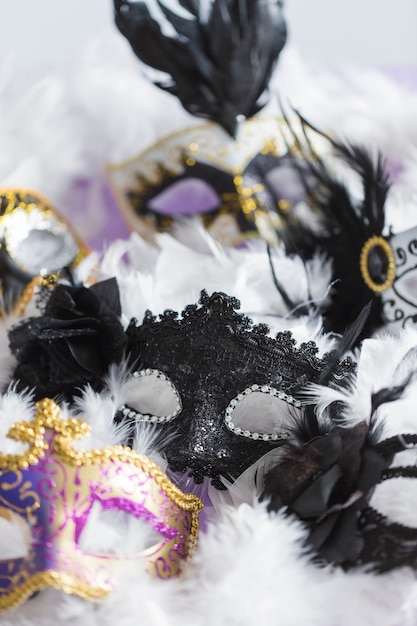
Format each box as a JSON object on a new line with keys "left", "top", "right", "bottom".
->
{"left": 370, "top": 374, "right": 413, "bottom": 415}
{"left": 114, "top": 0, "right": 287, "bottom": 136}
{"left": 277, "top": 112, "right": 392, "bottom": 340}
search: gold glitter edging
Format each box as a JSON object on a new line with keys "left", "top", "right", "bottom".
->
{"left": 359, "top": 235, "right": 396, "bottom": 294}
{"left": 1, "top": 399, "right": 203, "bottom": 516}
{"left": 0, "top": 188, "right": 90, "bottom": 316}
{"left": 0, "top": 399, "right": 203, "bottom": 610}
{"left": 0, "top": 570, "right": 109, "bottom": 613}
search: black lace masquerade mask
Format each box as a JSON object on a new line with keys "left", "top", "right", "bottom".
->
{"left": 123, "top": 291, "right": 355, "bottom": 488}
{"left": 8, "top": 281, "right": 354, "bottom": 490}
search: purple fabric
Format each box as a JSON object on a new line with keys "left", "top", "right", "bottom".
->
{"left": 379, "top": 66, "right": 417, "bottom": 92}
{"left": 60, "top": 178, "right": 130, "bottom": 251}
{"left": 88, "top": 182, "right": 131, "bottom": 250}
{"left": 377, "top": 67, "right": 417, "bottom": 182}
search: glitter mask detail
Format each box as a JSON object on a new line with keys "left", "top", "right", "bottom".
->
{"left": 0, "top": 399, "right": 203, "bottom": 612}
{"left": 358, "top": 225, "right": 417, "bottom": 332}
{"left": 125, "top": 291, "right": 355, "bottom": 489}
{"left": 379, "top": 225, "right": 417, "bottom": 330}
{"left": 107, "top": 118, "right": 325, "bottom": 246}
{"left": 0, "top": 188, "right": 89, "bottom": 315}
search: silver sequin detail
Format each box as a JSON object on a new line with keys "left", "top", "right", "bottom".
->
{"left": 224, "top": 385, "right": 301, "bottom": 441}
{"left": 120, "top": 368, "right": 182, "bottom": 423}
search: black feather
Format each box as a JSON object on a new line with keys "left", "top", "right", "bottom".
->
{"left": 276, "top": 112, "right": 392, "bottom": 339}
{"left": 114, "top": 0, "right": 287, "bottom": 136}
{"left": 317, "top": 303, "right": 370, "bottom": 386}
{"left": 371, "top": 375, "right": 413, "bottom": 415}
{"left": 266, "top": 243, "right": 312, "bottom": 316}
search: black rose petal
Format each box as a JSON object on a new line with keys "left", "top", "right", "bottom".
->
{"left": 9, "top": 278, "right": 127, "bottom": 402}
{"left": 311, "top": 507, "right": 364, "bottom": 564}
{"left": 292, "top": 464, "right": 343, "bottom": 519}
{"left": 356, "top": 447, "right": 388, "bottom": 495}
{"left": 263, "top": 421, "right": 389, "bottom": 567}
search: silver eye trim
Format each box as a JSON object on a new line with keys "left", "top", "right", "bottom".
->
{"left": 120, "top": 368, "right": 182, "bottom": 424}
{"left": 224, "top": 384, "right": 301, "bottom": 441}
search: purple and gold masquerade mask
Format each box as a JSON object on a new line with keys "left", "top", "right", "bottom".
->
{"left": 0, "top": 398, "right": 203, "bottom": 613}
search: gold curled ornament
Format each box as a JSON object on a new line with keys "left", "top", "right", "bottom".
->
{"left": 359, "top": 235, "right": 396, "bottom": 294}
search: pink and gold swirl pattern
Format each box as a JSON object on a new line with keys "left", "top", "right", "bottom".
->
{"left": 0, "top": 399, "right": 203, "bottom": 612}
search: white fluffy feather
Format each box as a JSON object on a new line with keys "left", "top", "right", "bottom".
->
{"left": 1, "top": 28, "right": 417, "bottom": 626}
{"left": 100, "top": 227, "right": 331, "bottom": 339}
{"left": 181, "top": 501, "right": 417, "bottom": 626}
{"left": 341, "top": 330, "right": 417, "bottom": 431}
{"left": 0, "top": 388, "right": 34, "bottom": 454}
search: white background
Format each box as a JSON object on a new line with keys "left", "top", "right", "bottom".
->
{"left": 0, "top": 0, "right": 416, "bottom": 75}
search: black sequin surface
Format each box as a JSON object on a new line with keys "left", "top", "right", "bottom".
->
{"left": 125, "top": 291, "right": 353, "bottom": 488}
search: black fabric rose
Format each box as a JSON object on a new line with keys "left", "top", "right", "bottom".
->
{"left": 9, "top": 278, "right": 128, "bottom": 402}
{"left": 262, "top": 422, "right": 389, "bottom": 566}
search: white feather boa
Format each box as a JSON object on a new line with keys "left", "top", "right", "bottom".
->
{"left": 0, "top": 33, "right": 417, "bottom": 626}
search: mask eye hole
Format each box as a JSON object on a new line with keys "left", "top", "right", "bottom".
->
{"left": 120, "top": 369, "right": 182, "bottom": 424}
{"left": 265, "top": 163, "right": 310, "bottom": 205}
{"left": 0, "top": 508, "right": 31, "bottom": 559}
{"left": 78, "top": 503, "right": 163, "bottom": 556}
{"left": 224, "top": 385, "right": 301, "bottom": 442}
{"left": 148, "top": 178, "right": 221, "bottom": 216}
{"left": 392, "top": 269, "right": 417, "bottom": 308}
